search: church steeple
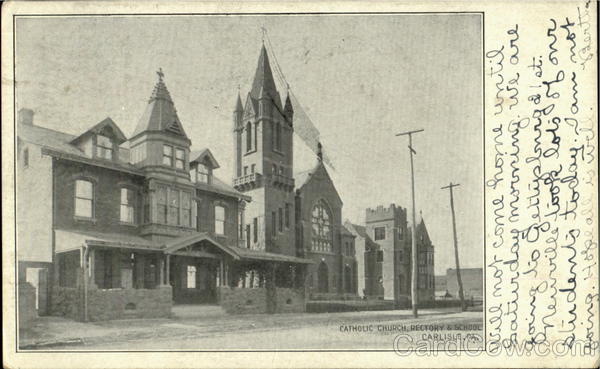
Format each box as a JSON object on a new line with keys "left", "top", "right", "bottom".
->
{"left": 249, "top": 45, "right": 281, "bottom": 108}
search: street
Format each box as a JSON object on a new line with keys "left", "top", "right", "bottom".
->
{"left": 22, "top": 307, "right": 483, "bottom": 351}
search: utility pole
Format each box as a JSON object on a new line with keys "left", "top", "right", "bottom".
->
{"left": 441, "top": 182, "right": 466, "bottom": 311}
{"left": 396, "top": 128, "right": 424, "bottom": 318}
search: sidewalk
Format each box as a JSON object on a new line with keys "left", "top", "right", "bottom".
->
{"left": 19, "top": 306, "right": 469, "bottom": 350}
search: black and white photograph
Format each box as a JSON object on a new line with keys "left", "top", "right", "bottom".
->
{"left": 14, "top": 12, "right": 484, "bottom": 351}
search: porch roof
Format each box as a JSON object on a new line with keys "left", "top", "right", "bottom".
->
{"left": 234, "top": 248, "right": 314, "bottom": 264}
{"left": 162, "top": 232, "right": 240, "bottom": 259}
{"left": 55, "top": 229, "right": 161, "bottom": 253}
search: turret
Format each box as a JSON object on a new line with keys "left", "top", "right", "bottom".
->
{"left": 233, "top": 92, "right": 244, "bottom": 131}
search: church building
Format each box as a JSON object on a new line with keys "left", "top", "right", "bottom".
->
{"left": 232, "top": 45, "right": 359, "bottom": 300}
{"left": 17, "top": 43, "right": 357, "bottom": 323}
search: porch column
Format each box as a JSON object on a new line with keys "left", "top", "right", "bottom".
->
{"left": 88, "top": 248, "right": 97, "bottom": 289}
{"left": 166, "top": 254, "right": 171, "bottom": 286}
{"left": 219, "top": 259, "right": 224, "bottom": 287}
{"left": 159, "top": 257, "right": 165, "bottom": 286}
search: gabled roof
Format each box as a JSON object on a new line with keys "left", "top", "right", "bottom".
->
{"left": 295, "top": 161, "right": 343, "bottom": 206}
{"left": 190, "top": 148, "right": 220, "bottom": 169}
{"left": 163, "top": 232, "right": 239, "bottom": 259}
{"left": 70, "top": 117, "right": 127, "bottom": 145}
{"left": 131, "top": 72, "right": 188, "bottom": 140}
{"left": 340, "top": 224, "right": 355, "bottom": 238}
{"left": 344, "top": 221, "right": 380, "bottom": 250}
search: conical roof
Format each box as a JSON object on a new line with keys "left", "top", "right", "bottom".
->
{"left": 131, "top": 69, "right": 188, "bottom": 140}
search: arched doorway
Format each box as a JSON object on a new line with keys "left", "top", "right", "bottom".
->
{"left": 317, "top": 262, "right": 329, "bottom": 293}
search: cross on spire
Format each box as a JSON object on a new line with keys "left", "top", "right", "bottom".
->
{"left": 317, "top": 142, "right": 323, "bottom": 162}
{"left": 157, "top": 67, "right": 164, "bottom": 82}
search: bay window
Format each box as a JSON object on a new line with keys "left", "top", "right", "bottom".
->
{"left": 162, "top": 145, "right": 173, "bottom": 166}
{"left": 175, "top": 148, "right": 185, "bottom": 169}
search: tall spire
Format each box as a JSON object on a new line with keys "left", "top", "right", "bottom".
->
{"left": 234, "top": 90, "right": 243, "bottom": 112}
{"left": 250, "top": 44, "right": 279, "bottom": 102}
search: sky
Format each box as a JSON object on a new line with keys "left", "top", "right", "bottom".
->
{"left": 16, "top": 14, "right": 482, "bottom": 275}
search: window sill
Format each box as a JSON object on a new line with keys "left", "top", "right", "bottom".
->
{"left": 272, "top": 149, "right": 285, "bottom": 156}
{"left": 244, "top": 149, "right": 257, "bottom": 156}
{"left": 307, "top": 250, "right": 335, "bottom": 255}
{"left": 74, "top": 216, "right": 97, "bottom": 223}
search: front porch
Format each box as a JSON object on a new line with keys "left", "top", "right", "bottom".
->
{"left": 52, "top": 229, "right": 313, "bottom": 321}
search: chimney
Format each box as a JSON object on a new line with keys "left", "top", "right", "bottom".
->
{"left": 18, "top": 108, "right": 34, "bottom": 126}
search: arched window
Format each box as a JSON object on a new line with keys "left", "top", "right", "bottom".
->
{"left": 246, "top": 122, "right": 252, "bottom": 152}
{"left": 311, "top": 200, "right": 332, "bottom": 252}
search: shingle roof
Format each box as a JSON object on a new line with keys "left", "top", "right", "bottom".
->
{"left": 131, "top": 74, "right": 188, "bottom": 140}
{"left": 71, "top": 117, "right": 127, "bottom": 144}
{"left": 18, "top": 122, "right": 82, "bottom": 156}
{"left": 190, "top": 148, "right": 220, "bottom": 169}
{"left": 193, "top": 175, "right": 250, "bottom": 201}
{"left": 55, "top": 228, "right": 161, "bottom": 253}
{"left": 294, "top": 167, "right": 315, "bottom": 189}
{"left": 340, "top": 224, "right": 355, "bottom": 237}
{"left": 234, "top": 247, "right": 313, "bottom": 264}
{"left": 19, "top": 122, "right": 143, "bottom": 175}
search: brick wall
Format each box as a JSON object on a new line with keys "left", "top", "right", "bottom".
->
{"left": 87, "top": 285, "right": 172, "bottom": 321}
{"left": 219, "top": 286, "right": 267, "bottom": 314}
{"left": 218, "top": 286, "right": 306, "bottom": 314}
{"left": 274, "top": 288, "right": 305, "bottom": 313}
{"left": 53, "top": 160, "right": 144, "bottom": 235}
{"left": 51, "top": 285, "right": 172, "bottom": 321}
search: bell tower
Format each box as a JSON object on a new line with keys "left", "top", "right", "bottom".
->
{"left": 233, "top": 44, "right": 295, "bottom": 256}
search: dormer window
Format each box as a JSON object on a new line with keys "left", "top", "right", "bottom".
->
{"left": 190, "top": 163, "right": 211, "bottom": 184}
{"left": 96, "top": 135, "right": 113, "bottom": 160}
{"left": 197, "top": 163, "right": 209, "bottom": 183}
